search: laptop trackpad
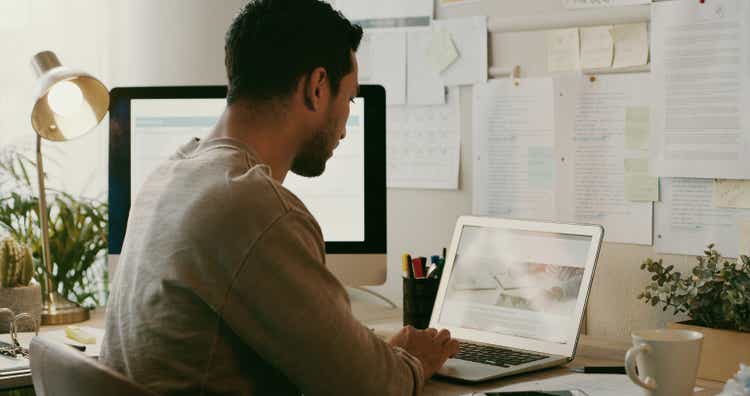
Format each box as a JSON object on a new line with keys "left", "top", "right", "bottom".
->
{"left": 437, "top": 358, "right": 501, "bottom": 381}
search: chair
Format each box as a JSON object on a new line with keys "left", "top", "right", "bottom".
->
{"left": 30, "top": 336, "right": 158, "bottom": 396}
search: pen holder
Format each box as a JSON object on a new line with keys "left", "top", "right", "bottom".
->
{"left": 402, "top": 277, "right": 440, "bottom": 330}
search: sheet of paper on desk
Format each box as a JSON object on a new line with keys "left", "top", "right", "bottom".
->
{"left": 651, "top": 0, "right": 750, "bottom": 179}
{"left": 358, "top": 30, "right": 406, "bottom": 105}
{"left": 580, "top": 26, "right": 613, "bottom": 69}
{"left": 329, "top": 0, "right": 432, "bottom": 29}
{"left": 557, "top": 73, "right": 653, "bottom": 245}
{"left": 547, "top": 28, "right": 580, "bottom": 72}
{"left": 473, "top": 78, "right": 556, "bottom": 220}
{"left": 464, "top": 373, "right": 644, "bottom": 396}
{"left": 432, "top": 16, "right": 487, "bottom": 86}
{"left": 407, "top": 28, "right": 447, "bottom": 106}
{"left": 655, "top": 178, "right": 750, "bottom": 257}
{"left": 610, "top": 23, "right": 649, "bottom": 68}
{"left": 387, "top": 87, "right": 460, "bottom": 189}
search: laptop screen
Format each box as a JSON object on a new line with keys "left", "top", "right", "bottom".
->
{"left": 438, "top": 225, "right": 592, "bottom": 345}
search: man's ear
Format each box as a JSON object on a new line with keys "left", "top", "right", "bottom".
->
{"left": 303, "top": 67, "right": 329, "bottom": 111}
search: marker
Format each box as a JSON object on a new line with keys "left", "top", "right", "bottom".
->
{"left": 402, "top": 254, "right": 411, "bottom": 278}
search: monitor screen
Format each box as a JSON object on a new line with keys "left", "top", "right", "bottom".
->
{"left": 109, "top": 85, "right": 386, "bottom": 265}
{"left": 129, "top": 97, "right": 366, "bottom": 242}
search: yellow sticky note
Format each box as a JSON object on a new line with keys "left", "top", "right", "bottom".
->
{"left": 427, "top": 28, "right": 459, "bottom": 73}
{"left": 548, "top": 28, "right": 580, "bottom": 72}
{"left": 611, "top": 23, "right": 648, "bottom": 68}
{"left": 714, "top": 179, "right": 750, "bottom": 209}
{"left": 625, "top": 107, "right": 650, "bottom": 150}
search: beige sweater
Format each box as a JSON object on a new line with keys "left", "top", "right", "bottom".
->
{"left": 101, "top": 138, "right": 424, "bottom": 395}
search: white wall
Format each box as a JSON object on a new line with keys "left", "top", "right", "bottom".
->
{"left": 4, "top": 0, "right": 696, "bottom": 337}
{"left": 0, "top": 0, "right": 109, "bottom": 199}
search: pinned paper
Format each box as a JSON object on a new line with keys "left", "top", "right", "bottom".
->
{"left": 580, "top": 26, "right": 614, "bottom": 69}
{"left": 714, "top": 180, "right": 750, "bottom": 209}
{"left": 547, "top": 28, "right": 580, "bottom": 72}
{"left": 611, "top": 23, "right": 649, "bottom": 68}
{"left": 427, "top": 28, "right": 459, "bottom": 73}
{"left": 625, "top": 106, "right": 650, "bottom": 149}
{"left": 625, "top": 158, "right": 659, "bottom": 202}
{"left": 432, "top": 16, "right": 487, "bottom": 86}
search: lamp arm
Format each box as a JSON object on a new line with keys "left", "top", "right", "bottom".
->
{"left": 35, "top": 135, "right": 54, "bottom": 304}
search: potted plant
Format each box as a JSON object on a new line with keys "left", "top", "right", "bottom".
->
{"left": 0, "top": 149, "right": 108, "bottom": 310}
{"left": 0, "top": 237, "right": 41, "bottom": 331}
{"left": 638, "top": 244, "right": 750, "bottom": 382}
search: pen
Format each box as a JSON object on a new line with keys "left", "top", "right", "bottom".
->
{"left": 402, "top": 254, "right": 411, "bottom": 278}
{"left": 570, "top": 366, "right": 626, "bottom": 374}
{"left": 405, "top": 254, "right": 414, "bottom": 278}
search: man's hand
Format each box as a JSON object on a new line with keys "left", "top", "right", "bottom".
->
{"left": 387, "top": 326, "right": 460, "bottom": 379}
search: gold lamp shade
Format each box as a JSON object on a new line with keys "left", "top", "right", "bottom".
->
{"left": 30, "top": 51, "right": 109, "bottom": 141}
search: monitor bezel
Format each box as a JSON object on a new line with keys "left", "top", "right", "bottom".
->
{"left": 108, "top": 84, "right": 386, "bottom": 256}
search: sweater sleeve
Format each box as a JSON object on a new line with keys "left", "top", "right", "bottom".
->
{"left": 218, "top": 210, "right": 424, "bottom": 396}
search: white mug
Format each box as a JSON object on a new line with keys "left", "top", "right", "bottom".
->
{"left": 624, "top": 329, "right": 704, "bottom": 396}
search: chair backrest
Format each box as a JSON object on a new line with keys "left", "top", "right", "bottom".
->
{"left": 30, "top": 336, "right": 158, "bottom": 396}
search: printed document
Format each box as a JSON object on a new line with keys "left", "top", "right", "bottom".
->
{"left": 651, "top": 0, "right": 750, "bottom": 178}
{"left": 387, "top": 88, "right": 460, "bottom": 189}
{"left": 561, "top": 73, "right": 653, "bottom": 245}
{"left": 473, "top": 78, "right": 556, "bottom": 220}
{"left": 655, "top": 178, "right": 750, "bottom": 257}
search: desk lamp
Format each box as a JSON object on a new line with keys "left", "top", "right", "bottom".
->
{"left": 29, "top": 51, "right": 109, "bottom": 325}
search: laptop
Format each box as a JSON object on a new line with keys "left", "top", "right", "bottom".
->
{"left": 431, "top": 216, "right": 604, "bottom": 382}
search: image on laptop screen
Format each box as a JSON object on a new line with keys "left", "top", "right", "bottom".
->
{"left": 438, "top": 225, "right": 592, "bottom": 345}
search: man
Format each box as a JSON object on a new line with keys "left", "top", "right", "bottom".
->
{"left": 101, "top": 0, "right": 459, "bottom": 395}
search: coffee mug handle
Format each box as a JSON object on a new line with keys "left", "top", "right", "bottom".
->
{"left": 625, "top": 344, "right": 657, "bottom": 391}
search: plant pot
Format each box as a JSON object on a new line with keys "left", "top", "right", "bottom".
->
{"left": 668, "top": 321, "right": 750, "bottom": 382}
{"left": 0, "top": 283, "right": 42, "bottom": 332}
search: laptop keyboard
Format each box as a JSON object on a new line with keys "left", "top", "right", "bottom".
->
{"left": 454, "top": 343, "right": 548, "bottom": 368}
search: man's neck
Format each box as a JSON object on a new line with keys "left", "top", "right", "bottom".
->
{"left": 206, "top": 102, "right": 298, "bottom": 183}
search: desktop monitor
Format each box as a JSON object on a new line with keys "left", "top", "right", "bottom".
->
{"left": 109, "top": 85, "right": 387, "bottom": 285}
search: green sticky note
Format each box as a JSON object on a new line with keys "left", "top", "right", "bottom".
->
{"left": 624, "top": 158, "right": 649, "bottom": 173}
{"left": 625, "top": 174, "right": 659, "bottom": 202}
{"left": 625, "top": 107, "right": 650, "bottom": 150}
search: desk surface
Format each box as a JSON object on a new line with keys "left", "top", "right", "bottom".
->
{"left": 3, "top": 301, "right": 725, "bottom": 395}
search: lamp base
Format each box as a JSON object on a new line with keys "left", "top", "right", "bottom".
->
{"left": 41, "top": 292, "right": 90, "bottom": 325}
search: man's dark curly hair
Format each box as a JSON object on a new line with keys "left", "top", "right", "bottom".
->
{"left": 224, "top": 0, "right": 363, "bottom": 104}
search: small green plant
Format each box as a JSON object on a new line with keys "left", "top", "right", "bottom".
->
{"left": 0, "top": 149, "right": 108, "bottom": 307}
{"left": 638, "top": 244, "right": 750, "bottom": 332}
{"left": 0, "top": 237, "right": 34, "bottom": 288}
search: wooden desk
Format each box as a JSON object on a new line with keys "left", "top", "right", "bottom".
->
{"left": 355, "top": 302, "right": 724, "bottom": 396}
{"left": 2, "top": 302, "right": 726, "bottom": 395}
{"left": 0, "top": 310, "right": 105, "bottom": 392}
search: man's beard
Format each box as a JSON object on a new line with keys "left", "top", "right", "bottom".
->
{"left": 291, "top": 126, "right": 334, "bottom": 178}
